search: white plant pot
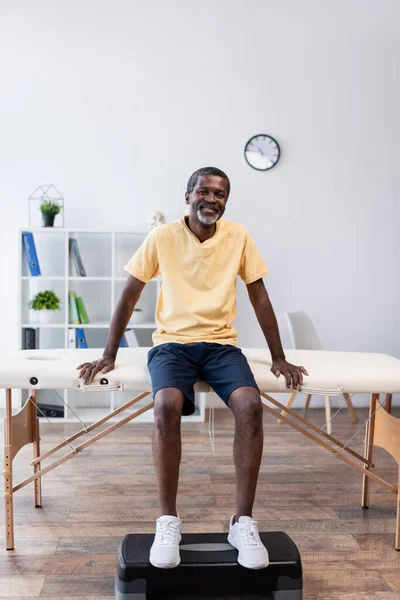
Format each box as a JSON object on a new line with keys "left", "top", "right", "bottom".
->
{"left": 38, "top": 310, "right": 56, "bottom": 325}
{"left": 130, "top": 311, "right": 144, "bottom": 325}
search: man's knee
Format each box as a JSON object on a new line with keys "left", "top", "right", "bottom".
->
{"left": 154, "top": 387, "right": 184, "bottom": 427}
{"left": 228, "top": 387, "right": 263, "bottom": 426}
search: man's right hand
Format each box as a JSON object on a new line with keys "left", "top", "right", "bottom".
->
{"left": 76, "top": 355, "right": 115, "bottom": 385}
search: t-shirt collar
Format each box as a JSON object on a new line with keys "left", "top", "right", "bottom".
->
{"left": 182, "top": 215, "right": 220, "bottom": 244}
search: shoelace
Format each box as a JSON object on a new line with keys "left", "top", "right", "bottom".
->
{"left": 156, "top": 519, "right": 180, "bottom": 545}
{"left": 239, "top": 520, "right": 262, "bottom": 547}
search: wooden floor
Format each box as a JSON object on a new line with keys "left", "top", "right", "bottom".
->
{"left": 1, "top": 405, "right": 400, "bottom": 599}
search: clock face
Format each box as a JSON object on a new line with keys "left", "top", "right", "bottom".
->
{"left": 244, "top": 134, "right": 280, "bottom": 171}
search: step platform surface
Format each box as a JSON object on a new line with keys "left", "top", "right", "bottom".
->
{"left": 115, "top": 531, "right": 302, "bottom": 599}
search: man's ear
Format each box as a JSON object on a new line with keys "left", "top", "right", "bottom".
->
{"left": 185, "top": 193, "right": 190, "bottom": 205}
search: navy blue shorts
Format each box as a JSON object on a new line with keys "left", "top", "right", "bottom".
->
{"left": 147, "top": 342, "right": 260, "bottom": 416}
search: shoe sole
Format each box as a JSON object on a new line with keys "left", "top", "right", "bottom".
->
{"left": 149, "top": 556, "right": 181, "bottom": 569}
{"left": 227, "top": 534, "right": 269, "bottom": 570}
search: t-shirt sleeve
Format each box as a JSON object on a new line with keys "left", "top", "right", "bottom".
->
{"left": 238, "top": 230, "right": 269, "bottom": 284}
{"left": 123, "top": 230, "right": 160, "bottom": 282}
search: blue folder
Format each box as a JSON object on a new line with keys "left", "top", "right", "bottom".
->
{"left": 76, "top": 328, "right": 88, "bottom": 348}
{"left": 22, "top": 233, "right": 41, "bottom": 276}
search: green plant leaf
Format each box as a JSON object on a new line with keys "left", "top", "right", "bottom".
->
{"left": 28, "top": 289, "right": 61, "bottom": 311}
{"left": 40, "top": 200, "right": 61, "bottom": 216}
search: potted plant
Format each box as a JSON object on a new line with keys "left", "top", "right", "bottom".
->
{"left": 130, "top": 307, "right": 144, "bottom": 324}
{"left": 40, "top": 199, "right": 61, "bottom": 227}
{"left": 28, "top": 289, "right": 62, "bottom": 325}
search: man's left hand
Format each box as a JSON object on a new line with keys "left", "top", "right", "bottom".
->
{"left": 271, "top": 358, "right": 309, "bottom": 390}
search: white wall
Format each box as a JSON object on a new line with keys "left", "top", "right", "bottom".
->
{"left": 1, "top": 0, "right": 399, "bottom": 408}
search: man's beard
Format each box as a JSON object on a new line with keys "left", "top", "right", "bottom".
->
{"left": 197, "top": 205, "right": 220, "bottom": 225}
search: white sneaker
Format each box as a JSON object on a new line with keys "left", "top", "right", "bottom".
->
{"left": 227, "top": 515, "right": 269, "bottom": 569}
{"left": 149, "top": 515, "right": 182, "bottom": 568}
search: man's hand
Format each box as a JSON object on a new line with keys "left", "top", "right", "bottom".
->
{"left": 76, "top": 355, "right": 115, "bottom": 385}
{"left": 271, "top": 358, "right": 309, "bottom": 390}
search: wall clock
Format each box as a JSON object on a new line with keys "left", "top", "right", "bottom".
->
{"left": 244, "top": 134, "right": 280, "bottom": 171}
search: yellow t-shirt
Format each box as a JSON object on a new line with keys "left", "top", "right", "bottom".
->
{"left": 124, "top": 216, "right": 269, "bottom": 347}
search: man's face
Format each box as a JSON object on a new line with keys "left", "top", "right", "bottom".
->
{"left": 185, "top": 174, "right": 229, "bottom": 226}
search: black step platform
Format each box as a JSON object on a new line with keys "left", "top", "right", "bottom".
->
{"left": 115, "top": 531, "right": 302, "bottom": 599}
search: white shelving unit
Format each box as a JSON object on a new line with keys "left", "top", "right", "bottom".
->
{"left": 19, "top": 228, "right": 205, "bottom": 423}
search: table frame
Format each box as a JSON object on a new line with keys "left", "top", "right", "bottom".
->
{"left": 3, "top": 388, "right": 400, "bottom": 550}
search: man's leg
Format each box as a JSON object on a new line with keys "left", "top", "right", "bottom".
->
{"left": 200, "top": 344, "right": 268, "bottom": 568}
{"left": 152, "top": 387, "right": 184, "bottom": 517}
{"left": 147, "top": 343, "right": 199, "bottom": 569}
{"left": 226, "top": 387, "right": 269, "bottom": 569}
{"left": 228, "top": 386, "right": 264, "bottom": 520}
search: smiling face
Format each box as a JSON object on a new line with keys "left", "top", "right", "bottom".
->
{"left": 185, "top": 174, "right": 229, "bottom": 227}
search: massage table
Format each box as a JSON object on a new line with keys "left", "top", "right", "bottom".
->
{"left": 1, "top": 347, "right": 400, "bottom": 552}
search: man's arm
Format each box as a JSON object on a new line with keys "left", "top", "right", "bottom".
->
{"left": 247, "top": 278, "right": 308, "bottom": 389}
{"left": 77, "top": 275, "right": 145, "bottom": 384}
{"left": 103, "top": 275, "right": 146, "bottom": 360}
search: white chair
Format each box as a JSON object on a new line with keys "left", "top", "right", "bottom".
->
{"left": 279, "top": 311, "right": 357, "bottom": 434}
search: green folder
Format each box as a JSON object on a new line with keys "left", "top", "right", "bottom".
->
{"left": 76, "top": 296, "right": 89, "bottom": 324}
{"left": 69, "top": 291, "right": 80, "bottom": 324}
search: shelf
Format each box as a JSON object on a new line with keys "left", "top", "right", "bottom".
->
{"left": 37, "top": 407, "right": 154, "bottom": 424}
{"left": 18, "top": 228, "right": 197, "bottom": 424}
{"left": 70, "top": 277, "right": 160, "bottom": 282}
{"left": 21, "top": 323, "right": 66, "bottom": 328}
{"left": 20, "top": 228, "right": 149, "bottom": 234}
{"left": 66, "top": 322, "right": 156, "bottom": 329}
{"left": 68, "top": 277, "right": 113, "bottom": 281}
{"left": 60, "top": 406, "right": 204, "bottom": 424}
{"left": 22, "top": 276, "right": 161, "bottom": 282}
{"left": 65, "top": 407, "right": 155, "bottom": 423}
{"left": 21, "top": 322, "right": 157, "bottom": 329}
{"left": 126, "top": 322, "right": 157, "bottom": 329}
{"left": 22, "top": 276, "right": 65, "bottom": 280}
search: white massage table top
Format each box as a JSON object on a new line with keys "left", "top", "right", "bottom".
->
{"left": 0, "top": 347, "right": 399, "bottom": 394}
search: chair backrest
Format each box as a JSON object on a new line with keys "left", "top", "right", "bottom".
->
{"left": 285, "top": 311, "right": 324, "bottom": 350}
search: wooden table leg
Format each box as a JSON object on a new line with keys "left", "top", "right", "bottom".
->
{"left": 278, "top": 391, "right": 297, "bottom": 424}
{"left": 362, "top": 394, "right": 377, "bottom": 508}
{"left": 325, "top": 396, "right": 332, "bottom": 435}
{"left": 343, "top": 393, "right": 357, "bottom": 422}
{"left": 31, "top": 390, "right": 42, "bottom": 507}
{"left": 303, "top": 394, "right": 312, "bottom": 413}
{"left": 4, "top": 389, "right": 14, "bottom": 550}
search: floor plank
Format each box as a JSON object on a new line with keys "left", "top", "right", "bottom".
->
{"left": 0, "top": 576, "right": 45, "bottom": 597}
